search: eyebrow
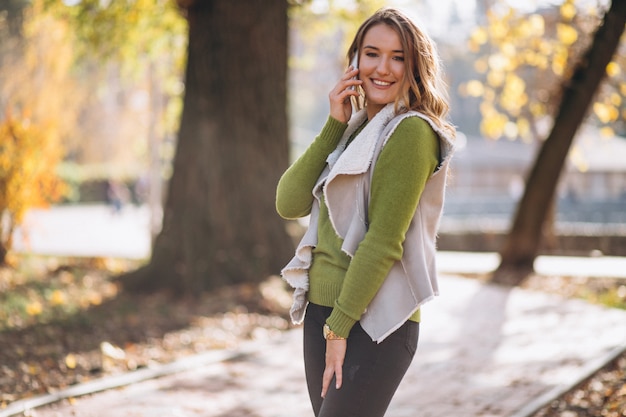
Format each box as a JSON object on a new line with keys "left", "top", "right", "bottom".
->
{"left": 363, "top": 45, "right": 404, "bottom": 54}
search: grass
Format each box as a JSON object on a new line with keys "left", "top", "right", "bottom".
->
{"left": 0, "top": 255, "right": 142, "bottom": 331}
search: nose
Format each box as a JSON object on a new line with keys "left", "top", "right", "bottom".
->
{"left": 377, "top": 58, "right": 391, "bottom": 75}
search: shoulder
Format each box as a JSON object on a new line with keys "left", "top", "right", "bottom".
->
{"left": 394, "top": 114, "right": 437, "bottom": 139}
{"left": 385, "top": 114, "right": 439, "bottom": 153}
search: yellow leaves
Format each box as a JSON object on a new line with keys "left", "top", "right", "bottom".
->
{"left": 606, "top": 62, "right": 621, "bottom": 77}
{"left": 49, "top": 290, "right": 66, "bottom": 306}
{"left": 88, "top": 292, "right": 103, "bottom": 306}
{"left": 65, "top": 353, "right": 77, "bottom": 369}
{"left": 461, "top": 80, "right": 485, "bottom": 97}
{"left": 471, "top": 27, "right": 489, "bottom": 45}
{"left": 516, "top": 118, "right": 531, "bottom": 141}
{"left": 530, "top": 102, "right": 546, "bottom": 118}
{"left": 527, "top": 14, "right": 545, "bottom": 36}
{"left": 487, "top": 13, "right": 510, "bottom": 41}
{"left": 599, "top": 126, "right": 615, "bottom": 137}
{"left": 487, "top": 71, "right": 505, "bottom": 88}
{"left": 500, "top": 74, "right": 528, "bottom": 114}
{"left": 593, "top": 102, "right": 619, "bottom": 123}
{"left": 474, "top": 58, "right": 489, "bottom": 74}
{"left": 468, "top": 27, "right": 488, "bottom": 52}
{"left": 557, "top": 23, "right": 578, "bottom": 45}
{"left": 608, "top": 92, "right": 621, "bottom": 106}
{"left": 480, "top": 103, "right": 509, "bottom": 140}
{"left": 0, "top": 1, "right": 76, "bottom": 260}
{"left": 569, "top": 145, "right": 589, "bottom": 172}
{"left": 0, "top": 112, "right": 67, "bottom": 248}
{"left": 466, "top": 0, "right": 611, "bottom": 146}
{"left": 26, "top": 301, "right": 43, "bottom": 316}
{"left": 488, "top": 53, "right": 510, "bottom": 72}
{"left": 560, "top": 1, "right": 577, "bottom": 21}
{"left": 552, "top": 47, "right": 569, "bottom": 76}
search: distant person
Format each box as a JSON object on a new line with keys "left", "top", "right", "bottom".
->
{"left": 106, "top": 180, "right": 130, "bottom": 214}
{"left": 133, "top": 175, "right": 149, "bottom": 206}
{"left": 276, "top": 8, "right": 455, "bottom": 417}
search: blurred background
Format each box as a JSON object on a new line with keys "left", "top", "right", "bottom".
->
{"left": 2, "top": 0, "right": 624, "bottom": 263}
{"left": 1, "top": 0, "right": 625, "bottom": 410}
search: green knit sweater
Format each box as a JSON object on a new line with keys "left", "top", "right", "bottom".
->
{"left": 276, "top": 115, "right": 439, "bottom": 338}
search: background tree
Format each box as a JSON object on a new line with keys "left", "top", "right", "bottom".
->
{"left": 459, "top": 0, "right": 625, "bottom": 283}
{"left": 122, "top": 0, "right": 293, "bottom": 294}
{"left": 489, "top": 0, "right": 626, "bottom": 284}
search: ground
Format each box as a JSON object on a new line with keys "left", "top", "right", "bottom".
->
{"left": 0, "top": 255, "right": 624, "bottom": 416}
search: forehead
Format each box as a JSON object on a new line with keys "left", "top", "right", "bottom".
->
{"left": 362, "top": 23, "right": 403, "bottom": 50}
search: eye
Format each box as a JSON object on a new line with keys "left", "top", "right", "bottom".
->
{"left": 366, "top": 52, "right": 379, "bottom": 58}
{"left": 393, "top": 55, "right": 405, "bottom": 62}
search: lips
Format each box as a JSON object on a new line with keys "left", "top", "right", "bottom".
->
{"left": 372, "top": 79, "right": 393, "bottom": 87}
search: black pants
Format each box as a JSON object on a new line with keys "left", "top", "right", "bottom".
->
{"left": 303, "top": 303, "right": 419, "bottom": 417}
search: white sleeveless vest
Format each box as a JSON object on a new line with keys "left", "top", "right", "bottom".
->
{"left": 281, "top": 103, "right": 455, "bottom": 342}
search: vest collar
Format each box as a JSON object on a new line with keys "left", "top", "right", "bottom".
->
{"left": 325, "top": 103, "right": 398, "bottom": 177}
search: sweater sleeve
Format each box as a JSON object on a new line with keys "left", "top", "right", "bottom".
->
{"left": 326, "top": 117, "right": 440, "bottom": 337}
{"left": 276, "top": 116, "right": 347, "bottom": 219}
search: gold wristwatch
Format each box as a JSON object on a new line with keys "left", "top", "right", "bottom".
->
{"left": 323, "top": 324, "right": 346, "bottom": 340}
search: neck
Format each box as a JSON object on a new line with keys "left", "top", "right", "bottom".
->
{"left": 366, "top": 102, "right": 385, "bottom": 120}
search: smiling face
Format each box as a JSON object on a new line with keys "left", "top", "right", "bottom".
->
{"left": 358, "top": 23, "right": 407, "bottom": 119}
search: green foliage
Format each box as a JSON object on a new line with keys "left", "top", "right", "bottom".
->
{"left": 45, "top": 0, "right": 187, "bottom": 78}
{"left": 460, "top": 0, "right": 625, "bottom": 145}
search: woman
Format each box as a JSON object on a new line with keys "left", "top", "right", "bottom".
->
{"left": 276, "top": 7, "right": 455, "bottom": 417}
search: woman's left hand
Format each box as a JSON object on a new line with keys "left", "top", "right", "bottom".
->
{"left": 321, "top": 339, "right": 347, "bottom": 398}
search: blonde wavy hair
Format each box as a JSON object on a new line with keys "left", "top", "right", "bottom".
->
{"left": 347, "top": 7, "right": 456, "bottom": 139}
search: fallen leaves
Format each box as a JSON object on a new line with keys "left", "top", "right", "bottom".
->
{"left": 532, "top": 354, "right": 626, "bottom": 417}
{"left": 0, "top": 256, "right": 293, "bottom": 407}
{"left": 64, "top": 353, "right": 77, "bottom": 370}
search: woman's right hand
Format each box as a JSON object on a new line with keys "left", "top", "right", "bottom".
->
{"left": 328, "top": 66, "right": 361, "bottom": 124}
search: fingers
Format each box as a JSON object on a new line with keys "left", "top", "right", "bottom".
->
{"left": 321, "top": 362, "right": 343, "bottom": 398}
{"left": 329, "top": 70, "right": 361, "bottom": 124}
{"left": 329, "top": 73, "right": 360, "bottom": 101}
{"left": 321, "top": 365, "right": 333, "bottom": 398}
{"left": 339, "top": 67, "right": 361, "bottom": 93}
{"left": 335, "top": 362, "right": 343, "bottom": 390}
{"left": 321, "top": 339, "right": 347, "bottom": 398}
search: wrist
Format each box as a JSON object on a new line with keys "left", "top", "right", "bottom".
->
{"left": 323, "top": 323, "right": 346, "bottom": 340}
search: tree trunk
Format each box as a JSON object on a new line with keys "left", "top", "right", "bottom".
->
{"left": 122, "top": 0, "right": 293, "bottom": 294}
{"left": 492, "top": 0, "right": 626, "bottom": 286}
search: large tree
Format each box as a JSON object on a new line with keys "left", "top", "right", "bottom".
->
{"left": 492, "top": 0, "right": 626, "bottom": 285}
{"left": 123, "top": 0, "right": 294, "bottom": 294}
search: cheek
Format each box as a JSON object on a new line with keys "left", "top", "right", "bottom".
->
{"left": 392, "top": 62, "right": 406, "bottom": 79}
{"left": 359, "top": 60, "right": 376, "bottom": 76}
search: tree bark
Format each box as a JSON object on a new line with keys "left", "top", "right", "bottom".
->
{"left": 122, "top": 0, "right": 293, "bottom": 294}
{"left": 492, "top": 0, "right": 626, "bottom": 286}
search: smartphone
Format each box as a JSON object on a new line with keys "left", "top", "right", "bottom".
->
{"left": 349, "top": 52, "right": 359, "bottom": 90}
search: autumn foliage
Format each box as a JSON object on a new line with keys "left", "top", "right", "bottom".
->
{"left": 461, "top": 0, "right": 625, "bottom": 144}
{"left": 0, "top": 110, "right": 67, "bottom": 264}
{"left": 0, "top": 2, "right": 79, "bottom": 265}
